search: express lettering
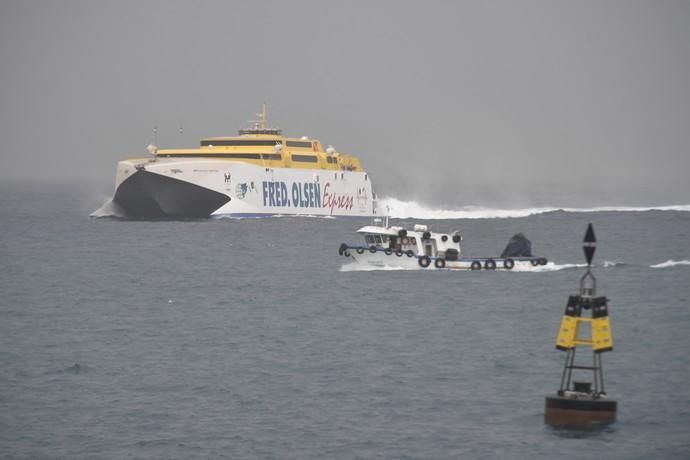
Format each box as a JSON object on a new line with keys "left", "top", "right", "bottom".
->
{"left": 322, "top": 182, "right": 354, "bottom": 213}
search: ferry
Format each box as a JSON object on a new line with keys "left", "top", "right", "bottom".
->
{"left": 338, "top": 217, "right": 548, "bottom": 270}
{"left": 107, "top": 105, "right": 377, "bottom": 218}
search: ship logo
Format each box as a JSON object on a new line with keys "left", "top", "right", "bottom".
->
{"left": 235, "top": 182, "right": 248, "bottom": 199}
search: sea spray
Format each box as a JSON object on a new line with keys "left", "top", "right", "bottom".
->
{"left": 378, "top": 197, "right": 690, "bottom": 220}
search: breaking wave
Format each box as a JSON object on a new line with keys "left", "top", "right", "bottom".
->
{"left": 378, "top": 198, "right": 690, "bottom": 220}
{"left": 650, "top": 260, "right": 690, "bottom": 269}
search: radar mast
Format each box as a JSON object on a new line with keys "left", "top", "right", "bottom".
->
{"left": 239, "top": 103, "right": 282, "bottom": 136}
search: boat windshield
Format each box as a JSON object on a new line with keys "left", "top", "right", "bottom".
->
{"left": 365, "top": 234, "right": 389, "bottom": 246}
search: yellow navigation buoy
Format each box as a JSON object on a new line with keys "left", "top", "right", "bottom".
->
{"left": 544, "top": 223, "right": 617, "bottom": 428}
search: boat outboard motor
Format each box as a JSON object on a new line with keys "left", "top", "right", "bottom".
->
{"left": 500, "top": 233, "right": 533, "bottom": 258}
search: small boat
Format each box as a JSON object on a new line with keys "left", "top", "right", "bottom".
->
{"left": 338, "top": 217, "right": 548, "bottom": 270}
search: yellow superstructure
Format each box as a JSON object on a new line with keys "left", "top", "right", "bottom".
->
{"left": 143, "top": 105, "right": 364, "bottom": 172}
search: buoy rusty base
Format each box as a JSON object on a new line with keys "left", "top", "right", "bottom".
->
{"left": 545, "top": 389, "right": 617, "bottom": 428}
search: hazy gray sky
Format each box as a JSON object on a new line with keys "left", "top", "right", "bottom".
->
{"left": 1, "top": 0, "right": 689, "bottom": 207}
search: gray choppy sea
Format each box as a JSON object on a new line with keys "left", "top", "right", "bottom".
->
{"left": 1, "top": 183, "right": 689, "bottom": 459}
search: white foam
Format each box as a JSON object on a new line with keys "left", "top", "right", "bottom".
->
{"left": 650, "top": 260, "right": 690, "bottom": 269}
{"left": 339, "top": 261, "right": 591, "bottom": 273}
{"left": 212, "top": 213, "right": 337, "bottom": 220}
{"left": 602, "top": 260, "right": 625, "bottom": 268}
{"left": 90, "top": 199, "right": 126, "bottom": 218}
{"left": 339, "top": 262, "right": 412, "bottom": 272}
{"left": 511, "top": 262, "right": 587, "bottom": 272}
{"left": 378, "top": 197, "right": 690, "bottom": 220}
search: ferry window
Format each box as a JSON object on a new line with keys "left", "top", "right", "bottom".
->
{"left": 327, "top": 157, "right": 337, "bottom": 164}
{"left": 286, "top": 141, "right": 313, "bottom": 148}
{"left": 292, "top": 155, "right": 318, "bottom": 162}
{"left": 374, "top": 235, "right": 382, "bottom": 244}
{"left": 366, "top": 235, "right": 375, "bottom": 244}
{"left": 381, "top": 235, "right": 389, "bottom": 243}
{"left": 410, "top": 237, "right": 416, "bottom": 244}
{"left": 200, "top": 140, "right": 280, "bottom": 146}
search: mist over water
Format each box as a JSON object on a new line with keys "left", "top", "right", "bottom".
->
{"left": 2, "top": 1, "right": 690, "bottom": 207}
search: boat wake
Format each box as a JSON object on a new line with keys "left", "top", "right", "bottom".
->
{"left": 378, "top": 197, "right": 690, "bottom": 220}
{"left": 340, "top": 262, "right": 590, "bottom": 273}
{"left": 213, "top": 214, "right": 338, "bottom": 220}
{"left": 650, "top": 260, "right": 690, "bottom": 269}
{"left": 339, "top": 260, "right": 629, "bottom": 273}
{"left": 339, "top": 262, "right": 413, "bottom": 272}
{"left": 89, "top": 199, "right": 127, "bottom": 219}
{"left": 511, "top": 262, "right": 587, "bottom": 272}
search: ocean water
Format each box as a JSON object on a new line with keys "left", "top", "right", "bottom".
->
{"left": 1, "top": 182, "right": 689, "bottom": 459}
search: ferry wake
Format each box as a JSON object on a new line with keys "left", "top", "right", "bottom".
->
{"left": 106, "top": 105, "right": 377, "bottom": 218}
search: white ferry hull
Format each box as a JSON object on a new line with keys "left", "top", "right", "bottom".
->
{"left": 113, "top": 158, "right": 376, "bottom": 218}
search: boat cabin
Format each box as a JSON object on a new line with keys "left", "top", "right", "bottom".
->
{"left": 356, "top": 223, "right": 462, "bottom": 260}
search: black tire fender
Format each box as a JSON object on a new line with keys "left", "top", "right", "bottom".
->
{"left": 471, "top": 261, "right": 482, "bottom": 270}
{"left": 384, "top": 248, "right": 393, "bottom": 255}
{"left": 369, "top": 246, "right": 377, "bottom": 253}
{"left": 503, "top": 258, "right": 515, "bottom": 270}
{"left": 485, "top": 258, "right": 496, "bottom": 270}
{"left": 435, "top": 258, "right": 446, "bottom": 268}
{"left": 419, "top": 256, "right": 431, "bottom": 268}
{"left": 356, "top": 248, "right": 365, "bottom": 254}
{"left": 538, "top": 257, "right": 548, "bottom": 266}
{"left": 406, "top": 250, "right": 415, "bottom": 257}
{"left": 395, "top": 250, "right": 403, "bottom": 257}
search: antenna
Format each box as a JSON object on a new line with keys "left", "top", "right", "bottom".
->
{"left": 178, "top": 124, "right": 183, "bottom": 136}
{"left": 250, "top": 103, "right": 268, "bottom": 130}
{"left": 153, "top": 125, "right": 158, "bottom": 145}
{"left": 238, "top": 103, "right": 282, "bottom": 136}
